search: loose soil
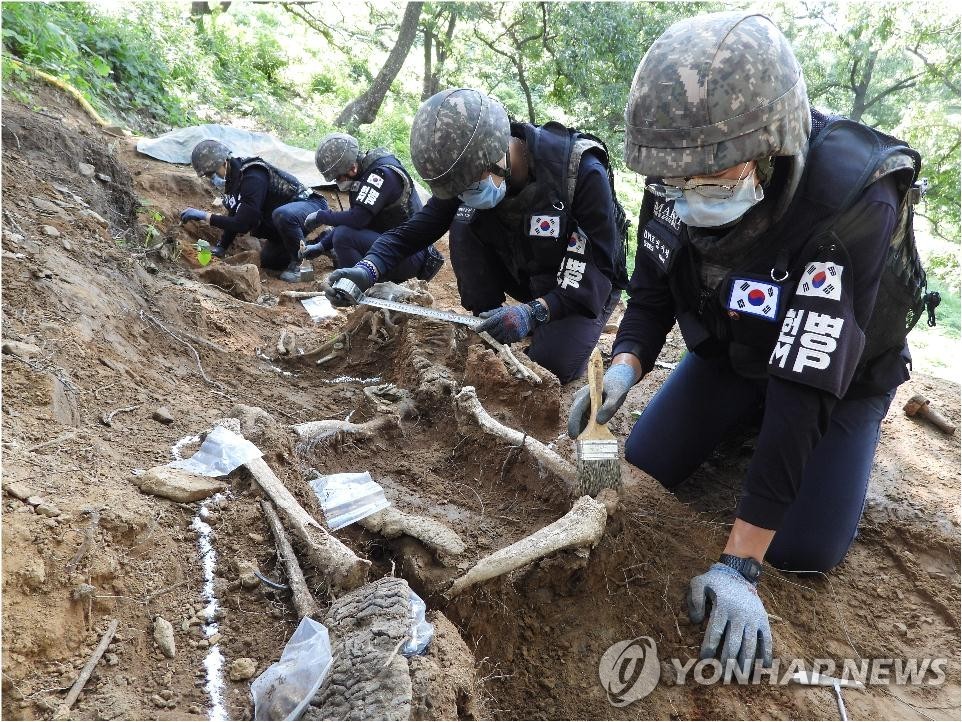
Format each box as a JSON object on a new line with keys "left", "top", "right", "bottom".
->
{"left": 2, "top": 83, "right": 960, "bottom": 721}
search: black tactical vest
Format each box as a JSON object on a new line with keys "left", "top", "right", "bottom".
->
{"left": 234, "top": 157, "right": 310, "bottom": 213}
{"left": 353, "top": 149, "right": 422, "bottom": 233}
{"left": 639, "top": 108, "right": 920, "bottom": 376}
{"left": 461, "top": 122, "right": 622, "bottom": 299}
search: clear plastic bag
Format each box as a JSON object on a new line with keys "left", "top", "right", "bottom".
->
{"left": 402, "top": 590, "right": 434, "bottom": 657}
{"left": 308, "top": 472, "right": 390, "bottom": 530}
{"left": 168, "top": 425, "right": 262, "bottom": 477}
{"left": 251, "top": 617, "right": 333, "bottom": 721}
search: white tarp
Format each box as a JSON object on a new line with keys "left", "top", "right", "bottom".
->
{"left": 136, "top": 124, "right": 333, "bottom": 188}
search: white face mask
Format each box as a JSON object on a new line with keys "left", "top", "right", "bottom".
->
{"left": 337, "top": 179, "right": 354, "bottom": 192}
{"left": 672, "top": 174, "right": 764, "bottom": 228}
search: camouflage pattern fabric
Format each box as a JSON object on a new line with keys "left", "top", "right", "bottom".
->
{"left": 409, "top": 88, "right": 510, "bottom": 199}
{"left": 315, "top": 133, "right": 360, "bottom": 181}
{"left": 625, "top": 11, "right": 811, "bottom": 178}
{"left": 190, "top": 139, "right": 232, "bottom": 176}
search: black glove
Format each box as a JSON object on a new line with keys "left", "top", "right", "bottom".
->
{"left": 325, "top": 266, "right": 374, "bottom": 307}
{"left": 211, "top": 244, "right": 227, "bottom": 259}
{"left": 476, "top": 305, "right": 536, "bottom": 344}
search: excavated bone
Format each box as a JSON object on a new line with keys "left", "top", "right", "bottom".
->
{"left": 358, "top": 506, "right": 466, "bottom": 559}
{"left": 292, "top": 415, "right": 399, "bottom": 447}
{"left": 240, "top": 454, "right": 370, "bottom": 594}
{"left": 446, "top": 494, "right": 608, "bottom": 597}
{"left": 453, "top": 386, "right": 576, "bottom": 490}
{"left": 367, "top": 279, "right": 435, "bottom": 306}
{"left": 478, "top": 331, "right": 542, "bottom": 385}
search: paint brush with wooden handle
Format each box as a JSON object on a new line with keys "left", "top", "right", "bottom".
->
{"left": 576, "top": 347, "right": 621, "bottom": 496}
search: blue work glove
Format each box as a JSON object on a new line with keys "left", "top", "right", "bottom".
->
{"left": 567, "top": 363, "right": 637, "bottom": 438}
{"left": 180, "top": 207, "right": 207, "bottom": 223}
{"left": 688, "top": 563, "right": 773, "bottom": 668}
{"left": 304, "top": 209, "right": 329, "bottom": 233}
{"left": 325, "top": 265, "right": 375, "bottom": 307}
{"left": 301, "top": 230, "right": 334, "bottom": 260}
{"left": 476, "top": 304, "right": 536, "bottom": 344}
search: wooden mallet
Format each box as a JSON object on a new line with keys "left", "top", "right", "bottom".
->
{"left": 903, "top": 394, "right": 956, "bottom": 436}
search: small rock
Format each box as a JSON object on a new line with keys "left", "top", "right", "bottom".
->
{"left": 42, "top": 225, "right": 60, "bottom": 238}
{"left": 152, "top": 407, "right": 175, "bottom": 425}
{"left": 248, "top": 533, "right": 265, "bottom": 544}
{"left": 181, "top": 618, "right": 190, "bottom": 633}
{"left": 81, "top": 209, "right": 108, "bottom": 227}
{"left": 153, "top": 617, "right": 176, "bottom": 659}
{"left": 150, "top": 694, "right": 167, "bottom": 708}
{"left": 207, "top": 633, "right": 222, "bottom": 645}
{"left": 159, "top": 689, "right": 174, "bottom": 701}
{"left": 187, "top": 704, "right": 202, "bottom": 715}
{"left": 228, "top": 658, "right": 257, "bottom": 682}
{"left": 36, "top": 503, "right": 61, "bottom": 518}
{"left": 105, "top": 653, "right": 119, "bottom": 667}
{"left": 96, "top": 173, "right": 112, "bottom": 183}
{"left": 4, "top": 230, "right": 24, "bottom": 245}
{"left": 135, "top": 466, "right": 226, "bottom": 503}
{"left": 3, "top": 482, "right": 36, "bottom": 500}
{"left": 2, "top": 341, "right": 41, "bottom": 358}
{"left": 78, "top": 162, "right": 96, "bottom": 177}
{"left": 33, "top": 268, "right": 53, "bottom": 279}
{"left": 44, "top": 518, "right": 58, "bottom": 528}
{"left": 26, "top": 496, "right": 44, "bottom": 507}
{"left": 61, "top": 239, "right": 72, "bottom": 252}
{"left": 894, "top": 621, "right": 908, "bottom": 635}
{"left": 31, "top": 197, "right": 61, "bottom": 213}
{"left": 196, "top": 639, "right": 209, "bottom": 649}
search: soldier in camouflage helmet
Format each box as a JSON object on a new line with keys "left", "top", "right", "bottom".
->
{"left": 569, "top": 11, "right": 922, "bottom": 670}
{"left": 180, "top": 139, "right": 329, "bottom": 282}
{"left": 300, "top": 132, "right": 445, "bottom": 284}
{"left": 190, "top": 139, "right": 233, "bottom": 178}
{"left": 315, "top": 133, "right": 361, "bottom": 186}
{"left": 325, "top": 88, "right": 630, "bottom": 384}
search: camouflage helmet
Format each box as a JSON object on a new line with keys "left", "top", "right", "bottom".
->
{"left": 625, "top": 12, "right": 811, "bottom": 180}
{"left": 315, "top": 133, "right": 361, "bottom": 182}
{"left": 410, "top": 88, "right": 510, "bottom": 199}
{"left": 190, "top": 139, "right": 232, "bottom": 176}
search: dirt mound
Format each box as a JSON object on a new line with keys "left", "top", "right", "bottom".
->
{"left": 2, "top": 83, "right": 960, "bottom": 721}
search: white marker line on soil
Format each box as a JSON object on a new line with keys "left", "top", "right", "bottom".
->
{"left": 172, "top": 433, "right": 202, "bottom": 461}
{"left": 319, "top": 375, "right": 383, "bottom": 385}
{"left": 191, "top": 493, "right": 228, "bottom": 721}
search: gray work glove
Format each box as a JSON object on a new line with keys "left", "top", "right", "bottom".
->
{"left": 687, "top": 563, "right": 773, "bottom": 668}
{"left": 567, "top": 363, "right": 637, "bottom": 438}
{"left": 325, "top": 266, "right": 374, "bottom": 307}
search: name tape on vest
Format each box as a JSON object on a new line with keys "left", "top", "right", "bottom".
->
{"left": 356, "top": 186, "right": 380, "bottom": 206}
{"left": 796, "top": 262, "right": 843, "bottom": 301}
{"left": 727, "top": 278, "right": 781, "bottom": 322}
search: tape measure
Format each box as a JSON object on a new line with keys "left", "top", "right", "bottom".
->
{"left": 332, "top": 278, "right": 483, "bottom": 330}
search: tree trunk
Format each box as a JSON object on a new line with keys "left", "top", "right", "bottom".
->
{"left": 337, "top": 2, "right": 424, "bottom": 130}
{"left": 422, "top": 27, "right": 434, "bottom": 101}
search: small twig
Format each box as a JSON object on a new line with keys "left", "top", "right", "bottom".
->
{"left": 145, "top": 579, "right": 189, "bottom": 604}
{"left": 27, "top": 431, "right": 77, "bottom": 453}
{"left": 138, "top": 309, "right": 218, "bottom": 386}
{"left": 100, "top": 404, "right": 140, "bottom": 427}
{"left": 54, "top": 619, "right": 118, "bottom": 718}
{"left": 66, "top": 509, "right": 101, "bottom": 574}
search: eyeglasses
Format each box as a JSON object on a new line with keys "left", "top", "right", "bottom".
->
{"left": 461, "top": 160, "right": 509, "bottom": 194}
{"left": 646, "top": 161, "right": 753, "bottom": 200}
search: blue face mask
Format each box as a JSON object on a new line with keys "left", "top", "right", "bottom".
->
{"left": 210, "top": 174, "right": 226, "bottom": 190}
{"left": 459, "top": 176, "right": 507, "bottom": 210}
{"left": 672, "top": 175, "right": 764, "bottom": 228}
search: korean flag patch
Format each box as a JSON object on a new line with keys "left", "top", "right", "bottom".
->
{"left": 727, "top": 278, "right": 781, "bottom": 322}
{"left": 796, "top": 262, "right": 843, "bottom": 301}
{"left": 366, "top": 173, "right": 384, "bottom": 189}
{"left": 529, "top": 215, "right": 560, "bottom": 238}
{"left": 566, "top": 230, "right": 587, "bottom": 255}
